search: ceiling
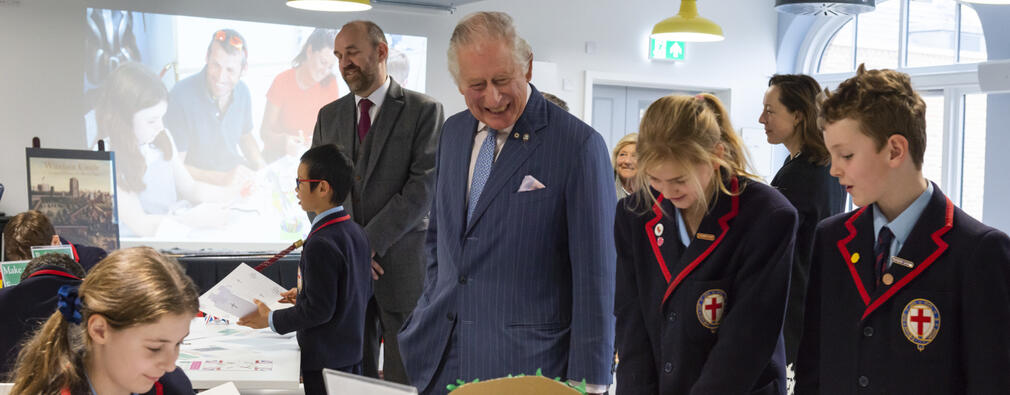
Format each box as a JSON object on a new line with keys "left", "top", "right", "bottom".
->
{"left": 372, "top": 0, "right": 486, "bottom": 12}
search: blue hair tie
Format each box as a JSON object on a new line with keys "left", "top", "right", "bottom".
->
{"left": 57, "top": 285, "right": 84, "bottom": 324}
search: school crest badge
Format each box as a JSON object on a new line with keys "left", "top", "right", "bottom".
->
{"left": 696, "top": 289, "right": 727, "bottom": 333}
{"left": 901, "top": 298, "right": 940, "bottom": 351}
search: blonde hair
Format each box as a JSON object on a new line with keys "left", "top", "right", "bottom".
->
{"left": 611, "top": 133, "right": 639, "bottom": 177}
{"left": 633, "top": 93, "right": 757, "bottom": 213}
{"left": 9, "top": 247, "right": 199, "bottom": 395}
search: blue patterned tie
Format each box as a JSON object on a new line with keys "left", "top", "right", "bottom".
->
{"left": 468, "top": 128, "right": 498, "bottom": 221}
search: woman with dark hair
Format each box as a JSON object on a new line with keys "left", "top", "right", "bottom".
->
{"left": 759, "top": 74, "right": 846, "bottom": 366}
{"left": 261, "top": 28, "right": 340, "bottom": 163}
{"left": 96, "top": 62, "right": 232, "bottom": 237}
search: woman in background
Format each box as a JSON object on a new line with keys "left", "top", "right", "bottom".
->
{"left": 261, "top": 28, "right": 340, "bottom": 163}
{"left": 759, "top": 74, "right": 846, "bottom": 365}
{"left": 612, "top": 133, "right": 638, "bottom": 200}
{"left": 95, "top": 62, "right": 232, "bottom": 237}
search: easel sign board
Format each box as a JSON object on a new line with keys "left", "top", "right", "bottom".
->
{"left": 25, "top": 148, "right": 120, "bottom": 252}
{"left": 322, "top": 369, "right": 418, "bottom": 394}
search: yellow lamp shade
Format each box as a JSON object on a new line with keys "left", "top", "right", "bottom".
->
{"left": 651, "top": 0, "right": 724, "bottom": 42}
{"left": 286, "top": 0, "right": 372, "bottom": 12}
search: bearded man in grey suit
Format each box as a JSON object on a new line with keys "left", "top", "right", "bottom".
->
{"left": 311, "top": 20, "right": 444, "bottom": 384}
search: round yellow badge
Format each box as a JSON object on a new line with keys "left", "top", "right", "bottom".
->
{"left": 851, "top": 253, "right": 860, "bottom": 264}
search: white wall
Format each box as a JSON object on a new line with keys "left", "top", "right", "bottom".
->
{"left": 0, "top": 0, "right": 778, "bottom": 216}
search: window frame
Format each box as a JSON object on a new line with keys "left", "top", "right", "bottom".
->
{"left": 796, "top": 0, "right": 987, "bottom": 210}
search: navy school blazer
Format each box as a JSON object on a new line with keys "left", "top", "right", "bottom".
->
{"left": 271, "top": 209, "right": 372, "bottom": 371}
{"left": 0, "top": 265, "right": 82, "bottom": 376}
{"left": 615, "top": 177, "right": 797, "bottom": 395}
{"left": 795, "top": 182, "right": 1010, "bottom": 394}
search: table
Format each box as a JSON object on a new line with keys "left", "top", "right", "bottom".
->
{"left": 178, "top": 318, "right": 301, "bottom": 391}
{"left": 175, "top": 254, "right": 300, "bottom": 294}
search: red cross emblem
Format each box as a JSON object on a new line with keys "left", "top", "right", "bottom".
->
{"left": 696, "top": 289, "right": 727, "bottom": 332}
{"left": 901, "top": 298, "right": 941, "bottom": 351}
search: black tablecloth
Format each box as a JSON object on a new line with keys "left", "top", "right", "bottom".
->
{"left": 175, "top": 253, "right": 300, "bottom": 294}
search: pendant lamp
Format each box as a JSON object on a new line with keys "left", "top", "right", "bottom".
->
{"left": 286, "top": 0, "right": 372, "bottom": 12}
{"left": 775, "top": 0, "right": 875, "bottom": 16}
{"left": 651, "top": 0, "right": 724, "bottom": 43}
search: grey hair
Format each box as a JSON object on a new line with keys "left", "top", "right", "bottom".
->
{"left": 447, "top": 11, "right": 532, "bottom": 85}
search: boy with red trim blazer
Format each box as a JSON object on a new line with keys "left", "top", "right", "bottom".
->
{"left": 238, "top": 144, "right": 372, "bottom": 395}
{"left": 794, "top": 65, "right": 1010, "bottom": 394}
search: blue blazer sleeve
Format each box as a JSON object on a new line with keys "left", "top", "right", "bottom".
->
{"left": 272, "top": 238, "right": 344, "bottom": 335}
{"left": 564, "top": 130, "right": 618, "bottom": 384}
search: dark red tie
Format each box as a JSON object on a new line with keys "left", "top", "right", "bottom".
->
{"left": 358, "top": 98, "right": 373, "bottom": 142}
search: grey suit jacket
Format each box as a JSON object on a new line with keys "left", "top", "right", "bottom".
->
{"left": 312, "top": 78, "right": 444, "bottom": 312}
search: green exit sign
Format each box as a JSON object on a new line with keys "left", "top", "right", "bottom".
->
{"left": 649, "top": 38, "right": 685, "bottom": 61}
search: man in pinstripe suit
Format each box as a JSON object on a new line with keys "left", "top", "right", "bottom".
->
{"left": 397, "top": 11, "right": 616, "bottom": 395}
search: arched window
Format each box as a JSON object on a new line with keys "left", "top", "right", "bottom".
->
{"left": 803, "top": 0, "right": 988, "bottom": 219}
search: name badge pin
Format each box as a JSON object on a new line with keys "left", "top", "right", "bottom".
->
{"left": 892, "top": 257, "right": 915, "bottom": 269}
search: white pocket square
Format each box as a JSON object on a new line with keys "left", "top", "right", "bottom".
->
{"left": 518, "top": 175, "right": 546, "bottom": 192}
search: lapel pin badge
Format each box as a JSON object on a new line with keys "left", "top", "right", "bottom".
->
{"left": 892, "top": 256, "right": 915, "bottom": 269}
{"left": 513, "top": 132, "right": 520, "bottom": 139}
{"left": 882, "top": 273, "right": 895, "bottom": 286}
{"left": 657, "top": 237, "right": 664, "bottom": 247}
{"left": 654, "top": 223, "right": 665, "bottom": 237}
{"left": 522, "top": 134, "right": 530, "bottom": 143}
{"left": 851, "top": 252, "right": 861, "bottom": 264}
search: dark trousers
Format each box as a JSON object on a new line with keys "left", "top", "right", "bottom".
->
{"left": 303, "top": 363, "right": 363, "bottom": 395}
{"left": 362, "top": 296, "right": 412, "bottom": 384}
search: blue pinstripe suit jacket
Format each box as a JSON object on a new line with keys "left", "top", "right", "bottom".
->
{"left": 398, "top": 85, "right": 617, "bottom": 391}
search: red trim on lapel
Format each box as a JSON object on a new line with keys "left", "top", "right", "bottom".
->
{"left": 860, "top": 197, "right": 954, "bottom": 320}
{"left": 155, "top": 381, "right": 164, "bottom": 395}
{"left": 661, "top": 177, "right": 740, "bottom": 305}
{"left": 646, "top": 193, "right": 672, "bottom": 283}
{"left": 838, "top": 206, "right": 872, "bottom": 305}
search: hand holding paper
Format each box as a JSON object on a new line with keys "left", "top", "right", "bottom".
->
{"left": 237, "top": 299, "right": 271, "bottom": 329}
{"left": 198, "top": 263, "right": 288, "bottom": 322}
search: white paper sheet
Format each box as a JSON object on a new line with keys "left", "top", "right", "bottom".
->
{"left": 323, "top": 368, "right": 418, "bottom": 394}
{"left": 198, "top": 263, "right": 288, "bottom": 321}
{"left": 196, "top": 382, "right": 241, "bottom": 395}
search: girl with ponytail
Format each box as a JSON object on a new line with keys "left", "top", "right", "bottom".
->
{"left": 9, "top": 247, "right": 199, "bottom": 395}
{"left": 614, "top": 94, "right": 797, "bottom": 394}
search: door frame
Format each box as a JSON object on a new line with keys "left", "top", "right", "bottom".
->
{"left": 583, "top": 70, "right": 733, "bottom": 123}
